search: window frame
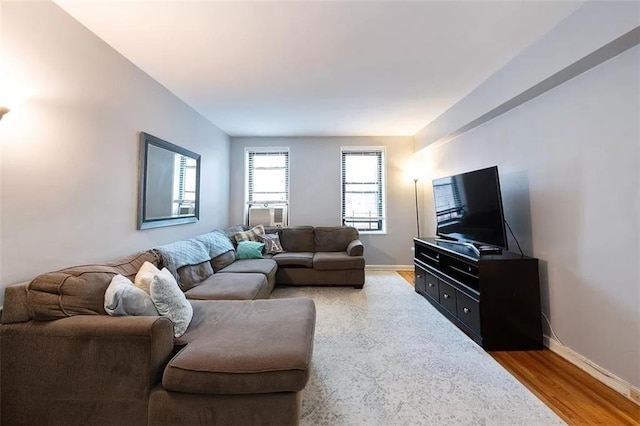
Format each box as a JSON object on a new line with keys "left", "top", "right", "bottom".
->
{"left": 245, "top": 146, "right": 290, "bottom": 214}
{"left": 340, "top": 146, "right": 387, "bottom": 234}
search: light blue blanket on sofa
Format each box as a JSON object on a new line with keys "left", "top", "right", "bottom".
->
{"left": 154, "top": 230, "right": 235, "bottom": 276}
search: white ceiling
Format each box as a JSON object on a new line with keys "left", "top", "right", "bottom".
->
{"left": 55, "top": 1, "right": 584, "bottom": 137}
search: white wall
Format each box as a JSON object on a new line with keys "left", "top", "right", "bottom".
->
{"left": 229, "top": 137, "right": 417, "bottom": 266}
{"left": 0, "top": 1, "right": 230, "bottom": 305}
{"left": 417, "top": 44, "right": 639, "bottom": 388}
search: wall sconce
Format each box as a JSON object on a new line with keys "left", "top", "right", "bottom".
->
{"left": 0, "top": 106, "right": 10, "bottom": 120}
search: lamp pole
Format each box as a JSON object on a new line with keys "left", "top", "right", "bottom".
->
{"left": 414, "top": 178, "right": 420, "bottom": 238}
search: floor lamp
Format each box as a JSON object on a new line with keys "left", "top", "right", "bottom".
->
{"left": 413, "top": 178, "right": 420, "bottom": 238}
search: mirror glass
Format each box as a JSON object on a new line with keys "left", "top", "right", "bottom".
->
{"left": 138, "top": 133, "right": 200, "bottom": 229}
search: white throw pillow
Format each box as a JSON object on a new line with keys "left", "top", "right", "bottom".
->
{"left": 104, "top": 274, "right": 159, "bottom": 316}
{"left": 135, "top": 261, "right": 160, "bottom": 294}
{"left": 150, "top": 268, "right": 193, "bottom": 338}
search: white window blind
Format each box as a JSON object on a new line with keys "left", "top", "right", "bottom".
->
{"left": 433, "top": 176, "right": 463, "bottom": 222}
{"left": 247, "top": 149, "right": 289, "bottom": 206}
{"left": 172, "top": 155, "right": 197, "bottom": 216}
{"left": 341, "top": 147, "right": 385, "bottom": 232}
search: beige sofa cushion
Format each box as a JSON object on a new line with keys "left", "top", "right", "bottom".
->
{"left": 166, "top": 298, "right": 316, "bottom": 395}
{"left": 314, "top": 226, "right": 359, "bottom": 252}
{"left": 27, "top": 251, "right": 159, "bottom": 320}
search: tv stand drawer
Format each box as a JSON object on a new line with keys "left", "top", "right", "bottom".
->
{"left": 456, "top": 292, "right": 480, "bottom": 335}
{"left": 438, "top": 282, "right": 457, "bottom": 315}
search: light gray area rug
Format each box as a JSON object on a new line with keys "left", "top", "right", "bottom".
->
{"left": 272, "top": 271, "right": 564, "bottom": 426}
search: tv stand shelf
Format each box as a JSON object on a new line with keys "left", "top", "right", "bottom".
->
{"left": 413, "top": 237, "right": 543, "bottom": 351}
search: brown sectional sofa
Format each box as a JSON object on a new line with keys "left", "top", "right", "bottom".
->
{"left": 0, "top": 225, "right": 365, "bottom": 426}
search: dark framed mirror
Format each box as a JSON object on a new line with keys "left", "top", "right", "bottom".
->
{"left": 138, "top": 132, "right": 201, "bottom": 230}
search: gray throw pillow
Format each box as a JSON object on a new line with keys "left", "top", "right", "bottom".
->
{"left": 104, "top": 274, "right": 159, "bottom": 317}
{"left": 150, "top": 268, "right": 193, "bottom": 338}
{"left": 260, "top": 233, "right": 285, "bottom": 254}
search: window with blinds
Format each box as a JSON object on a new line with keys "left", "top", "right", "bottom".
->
{"left": 433, "top": 176, "right": 463, "bottom": 223}
{"left": 341, "top": 147, "right": 385, "bottom": 232}
{"left": 172, "top": 155, "right": 198, "bottom": 216}
{"left": 246, "top": 148, "right": 289, "bottom": 206}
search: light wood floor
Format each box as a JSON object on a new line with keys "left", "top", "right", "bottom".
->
{"left": 397, "top": 270, "right": 640, "bottom": 425}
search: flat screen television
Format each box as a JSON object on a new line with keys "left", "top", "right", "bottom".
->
{"left": 432, "top": 166, "right": 508, "bottom": 250}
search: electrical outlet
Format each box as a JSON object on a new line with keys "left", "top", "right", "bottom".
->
{"left": 631, "top": 387, "right": 640, "bottom": 405}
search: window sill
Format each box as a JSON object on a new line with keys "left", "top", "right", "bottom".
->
{"left": 358, "top": 230, "right": 387, "bottom": 235}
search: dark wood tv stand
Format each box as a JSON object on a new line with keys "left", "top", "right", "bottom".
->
{"left": 413, "top": 237, "right": 543, "bottom": 351}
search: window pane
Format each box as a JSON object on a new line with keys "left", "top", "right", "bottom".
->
{"left": 344, "top": 192, "right": 379, "bottom": 218}
{"left": 185, "top": 168, "right": 196, "bottom": 192}
{"left": 344, "top": 155, "right": 378, "bottom": 182}
{"left": 345, "top": 183, "right": 378, "bottom": 193}
{"left": 253, "top": 192, "right": 287, "bottom": 203}
{"left": 253, "top": 154, "right": 286, "bottom": 168}
{"left": 253, "top": 169, "right": 286, "bottom": 193}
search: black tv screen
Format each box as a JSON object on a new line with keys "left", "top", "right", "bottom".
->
{"left": 432, "top": 166, "right": 508, "bottom": 249}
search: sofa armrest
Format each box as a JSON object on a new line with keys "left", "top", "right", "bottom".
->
{"left": 346, "top": 239, "right": 364, "bottom": 256}
{"left": 1, "top": 315, "right": 174, "bottom": 425}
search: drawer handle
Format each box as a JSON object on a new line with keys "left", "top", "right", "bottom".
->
{"left": 428, "top": 282, "right": 434, "bottom": 287}
{"left": 443, "top": 293, "right": 450, "bottom": 299}
{"left": 463, "top": 307, "right": 470, "bottom": 314}
{"left": 416, "top": 274, "right": 422, "bottom": 278}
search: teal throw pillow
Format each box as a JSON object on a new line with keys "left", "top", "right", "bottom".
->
{"left": 236, "top": 240, "right": 265, "bottom": 259}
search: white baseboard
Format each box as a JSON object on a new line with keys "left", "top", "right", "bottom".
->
{"left": 544, "top": 335, "right": 640, "bottom": 406}
{"left": 366, "top": 265, "right": 413, "bottom": 271}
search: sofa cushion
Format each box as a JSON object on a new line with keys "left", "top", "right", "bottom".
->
{"left": 166, "top": 298, "right": 316, "bottom": 395}
{"left": 313, "top": 252, "right": 366, "bottom": 271}
{"left": 217, "top": 259, "right": 277, "bottom": 276}
{"left": 314, "top": 226, "right": 359, "bottom": 252}
{"left": 27, "top": 251, "right": 159, "bottom": 320}
{"left": 279, "top": 226, "right": 315, "bottom": 252}
{"left": 210, "top": 250, "right": 235, "bottom": 272}
{"left": 272, "top": 252, "right": 314, "bottom": 268}
{"left": 176, "top": 261, "right": 214, "bottom": 291}
{"left": 184, "top": 273, "right": 268, "bottom": 300}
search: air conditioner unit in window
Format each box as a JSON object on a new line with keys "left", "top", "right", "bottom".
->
{"left": 248, "top": 205, "right": 288, "bottom": 228}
